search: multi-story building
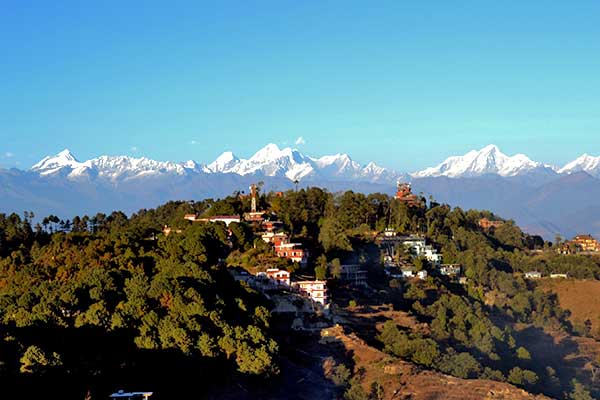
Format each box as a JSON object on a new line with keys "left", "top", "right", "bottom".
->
{"left": 275, "top": 243, "right": 308, "bottom": 266}
{"left": 293, "top": 280, "right": 328, "bottom": 305}
{"left": 339, "top": 264, "right": 368, "bottom": 287}
{"left": 261, "top": 232, "right": 290, "bottom": 246}
{"left": 262, "top": 220, "right": 284, "bottom": 233}
{"left": 571, "top": 234, "right": 600, "bottom": 252}
{"left": 265, "top": 268, "right": 291, "bottom": 286}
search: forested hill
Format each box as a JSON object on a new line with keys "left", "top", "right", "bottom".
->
{"left": 0, "top": 188, "right": 599, "bottom": 398}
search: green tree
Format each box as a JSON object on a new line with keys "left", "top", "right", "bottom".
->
{"left": 20, "top": 345, "right": 62, "bottom": 374}
{"left": 319, "top": 218, "right": 353, "bottom": 254}
{"left": 315, "top": 254, "right": 328, "bottom": 280}
{"left": 516, "top": 346, "right": 531, "bottom": 361}
{"left": 569, "top": 379, "right": 593, "bottom": 400}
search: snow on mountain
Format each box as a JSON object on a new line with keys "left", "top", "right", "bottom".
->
{"left": 31, "top": 149, "right": 87, "bottom": 175}
{"left": 230, "top": 144, "right": 316, "bottom": 180}
{"left": 411, "top": 144, "right": 551, "bottom": 178}
{"left": 30, "top": 144, "right": 402, "bottom": 184}
{"left": 207, "top": 151, "right": 241, "bottom": 173}
{"left": 31, "top": 150, "right": 206, "bottom": 181}
{"left": 558, "top": 154, "right": 600, "bottom": 178}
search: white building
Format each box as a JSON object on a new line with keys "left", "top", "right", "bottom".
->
{"left": 185, "top": 214, "right": 241, "bottom": 226}
{"left": 275, "top": 243, "right": 308, "bottom": 266}
{"left": 294, "top": 280, "right": 328, "bottom": 305}
{"left": 265, "top": 268, "right": 291, "bottom": 286}
{"left": 550, "top": 273, "right": 568, "bottom": 279}
{"left": 439, "top": 264, "right": 461, "bottom": 276}
{"left": 400, "top": 266, "right": 427, "bottom": 280}
{"left": 524, "top": 271, "right": 542, "bottom": 279}
{"left": 401, "top": 237, "right": 442, "bottom": 266}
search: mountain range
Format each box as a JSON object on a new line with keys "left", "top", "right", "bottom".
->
{"left": 2, "top": 143, "right": 600, "bottom": 240}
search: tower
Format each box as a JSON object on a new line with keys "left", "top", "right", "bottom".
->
{"left": 250, "top": 183, "right": 257, "bottom": 213}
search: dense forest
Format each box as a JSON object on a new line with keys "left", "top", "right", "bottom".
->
{"left": 0, "top": 187, "right": 599, "bottom": 399}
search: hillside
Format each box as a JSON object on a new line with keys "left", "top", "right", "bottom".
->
{"left": 539, "top": 279, "right": 600, "bottom": 338}
{"left": 1, "top": 187, "right": 600, "bottom": 398}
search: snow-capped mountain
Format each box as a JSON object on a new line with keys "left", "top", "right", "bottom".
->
{"left": 219, "top": 144, "right": 315, "bottom": 181}
{"left": 31, "top": 149, "right": 206, "bottom": 181}
{"left": 29, "top": 144, "right": 404, "bottom": 184}
{"left": 558, "top": 154, "right": 600, "bottom": 178}
{"left": 214, "top": 144, "right": 405, "bottom": 182}
{"left": 31, "top": 149, "right": 85, "bottom": 175}
{"left": 206, "top": 151, "right": 240, "bottom": 173}
{"left": 411, "top": 144, "right": 556, "bottom": 178}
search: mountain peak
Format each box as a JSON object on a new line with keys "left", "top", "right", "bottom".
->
{"left": 57, "top": 148, "right": 77, "bottom": 159}
{"left": 412, "top": 144, "right": 543, "bottom": 178}
{"left": 559, "top": 153, "right": 600, "bottom": 177}
{"left": 480, "top": 144, "right": 500, "bottom": 153}
{"left": 250, "top": 143, "right": 283, "bottom": 161}
{"left": 207, "top": 151, "right": 240, "bottom": 173}
{"left": 31, "top": 148, "right": 82, "bottom": 174}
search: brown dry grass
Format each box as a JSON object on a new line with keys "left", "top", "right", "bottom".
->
{"left": 539, "top": 279, "right": 600, "bottom": 336}
{"left": 327, "top": 324, "right": 549, "bottom": 400}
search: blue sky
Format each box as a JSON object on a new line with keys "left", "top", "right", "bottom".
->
{"left": 1, "top": 1, "right": 599, "bottom": 172}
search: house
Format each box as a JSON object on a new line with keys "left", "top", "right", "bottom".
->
{"left": 439, "top": 264, "right": 461, "bottom": 276}
{"left": 262, "top": 232, "right": 290, "bottom": 246}
{"left": 401, "top": 266, "right": 415, "bottom": 278}
{"left": 184, "top": 214, "right": 198, "bottom": 221}
{"left": 570, "top": 234, "right": 600, "bottom": 253}
{"left": 262, "top": 220, "right": 284, "bottom": 233}
{"left": 402, "top": 238, "right": 442, "bottom": 265}
{"left": 400, "top": 235, "right": 427, "bottom": 249}
{"left": 185, "top": 214, "right": 241, "bottom": 226}
{"left": 400, "top": 266, "right": 427, "bottom": 280}
{"left": 339, "top": 264, "right": 368, "bottom": 287}
{"left": 478, "top": 218, "right": 504, "bottom": 231}
{"left": 265, "top": 268, "right": 291, "bottom": 286}
{"left": 524, "top": 271, "right": 542, "bottom": 279}
{"left": 420, "top": 245, "right": 442, "bottom": 265}
{"left": 550, "top": 273, "right": 568, "bottom": 279}
{"left": 275, "top": 243, "right": 308, "bottom": 266}
{"left": 383, "top": 228, "right": 397, "bottom": 237}
{"left": 244, "top": 211, "right": 267, "bottom": 222}
{"left": 293, "top": 280, "right": 328, "bottom": 305}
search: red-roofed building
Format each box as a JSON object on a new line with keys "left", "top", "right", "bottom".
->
{"left": 262, "top": 232, "right": 290, "bottom": 246}
{"left": 265, "top": 268, "right": 291, "bottom": 286}
{"left": 275, "top": 243, "right": 308, "bottom": 266}
{"left": 395, "top": 182, "right": 423, "bottom": 207}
